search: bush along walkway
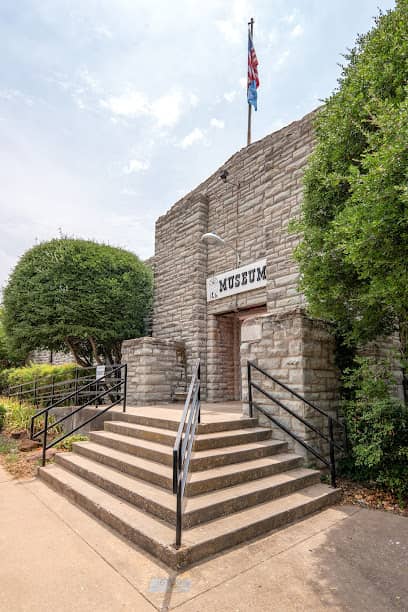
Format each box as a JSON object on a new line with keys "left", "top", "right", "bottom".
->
{"left": 0, "top": 396, "right": 88, "bottom": 479}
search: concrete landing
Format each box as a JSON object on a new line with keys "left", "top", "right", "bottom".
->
{"left": 116, "top": 401, "right": 244, "bottom": 423}
{"left": 1, "top": 465, "right": 407, "bottom": 611}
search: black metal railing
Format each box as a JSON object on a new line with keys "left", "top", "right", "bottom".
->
{"left": 173, "top": 359, "right": 200, "bottom": 548}
{"left": 30, "top": 364, "right": 127, "bottom": 466}
{"left": 247, "top": 361, "right": 346, "bottom": 487}
{"left": 5, "top": 366, "right": 104, "bottom": 408}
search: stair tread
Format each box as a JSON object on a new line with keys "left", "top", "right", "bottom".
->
{"left": 74, "top": 441, "right": 173, "bottom": 477}
{"left": 116, "top": 412, "right": 258, "bottom": 434}
{"left": 57, "top": 451, "right": 319, "bottom": 515}
{"left": 193, "top": 427, "right": 270, "bottom": 440}
{"left": 108, "top": 421, "right": 266, "bottom": 441}
{"left": 107, "top": 421, "right": 175, "bottom": 438}
{"left": 192, "top": 439, "right": 283, "bottom": 459}
{"left": 186, "top": 468, "right": 320, "bottom": 512}
{"left": 40, "top": 464, "right": 175, "bottom": 543}
{"left": 183, "top": 483, "right": 339, "bottom": 545}
{"left": 40, "top": 463, "right": 338, "bottom": 551}
{"left": 190, "top": 452, "right": 302, "bottom": 482}
{"left": 57, "top": 452, "right": 175, "bottom": 505}
{"left": 91, "top": 430, "right": 173, "bottom": 453}
{"left": 73, "top": 441, "right": 297, "bottom": 488}
{"left": 91, "top": 430, "right": 283, "bottom": 459}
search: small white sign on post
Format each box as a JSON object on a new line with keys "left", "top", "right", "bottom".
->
{"left": 95, "top": 365, "right": 106, "bottom": 380}
{"left": 206, "top": 259, "right": 267, "bottom": 302}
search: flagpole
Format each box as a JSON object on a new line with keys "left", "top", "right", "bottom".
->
{"left": 247, "top": 17, "right": 254, "bottom": 146}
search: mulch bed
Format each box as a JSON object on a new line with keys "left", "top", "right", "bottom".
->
{"left": 338, "top": 477, "right": 408, "bottom": 517}
{"left": 0, "top": 432, "right": 57, "bottom": 479}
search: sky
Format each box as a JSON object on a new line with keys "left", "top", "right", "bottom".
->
{"left": 0, "top": 0, "right": 396, "bottom": 290}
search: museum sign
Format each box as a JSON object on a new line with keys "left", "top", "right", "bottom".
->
{"left": 206, "top": 259, "right": 267, "bottom": 302}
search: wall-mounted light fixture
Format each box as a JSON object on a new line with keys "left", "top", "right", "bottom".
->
{"left": 201, "top": 232, "right": 241, "bottom": 267}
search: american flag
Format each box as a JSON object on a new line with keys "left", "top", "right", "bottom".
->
{"left": 248, "top": 31, "right": 259, "bottom": 88}
{"left": 247, "top": 29, "right": 259, "bottom": 110}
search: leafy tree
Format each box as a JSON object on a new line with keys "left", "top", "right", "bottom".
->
{"left": 292, "top": 1, "right": 408, "bottom": 375}
{"left": 3, "top": 238, "right": 153, "bottom": 366}
{"left": 0, "top": 307, "right": 26, "bottom": 369}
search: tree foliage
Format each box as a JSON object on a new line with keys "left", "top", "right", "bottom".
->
{"left": 0, "top": 307, "right": 25, "bottom": 369}
{"left": 293, "top": 1, "right": 408, "bottom": 352}
{"left": 3, "top": 238, "right": 153, "bottom": 366}
{"left": 341, "top": 357, "right": 408, "bottom": 502}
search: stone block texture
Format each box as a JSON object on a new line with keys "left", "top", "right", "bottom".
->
{"left": 122, "top": 337, "right": 186, "bottom": 405}
{"left": 152, "top": 110, "right": 316, "bottom": 398}
{"left": 240, "top": 310, "right": 340, "bottom": 463}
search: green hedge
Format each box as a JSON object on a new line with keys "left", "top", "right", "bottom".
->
{"left": 0, "top": 363, "right": 85, "bottom": 392}
{"left": 341, "top": 357, "right": 408, "bottom": 503}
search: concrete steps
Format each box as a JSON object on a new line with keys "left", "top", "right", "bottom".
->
{"left": 54, "top": 451, "right": 321, "bottom": 527}
{"left": 38, "top": 412, "right": 341, "bottom": 568}
{"left": 104, "top": 421, "right": 270, "bottom": 450}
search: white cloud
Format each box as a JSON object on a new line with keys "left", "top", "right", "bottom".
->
{"left": 223, "top": 90, "right": 237, "bottom": 103}
{"left": 0, "top": 88, "right": 33, "bottom": 105}
{"left": 215, "top": 0, "right": 253, "bottom": 44}
{"left": 282, "top": 12, "right": 298, "bottom": 24}
{"left": 210, "top": 118, "right": 224, "bottom": 129}
{"left": 189, "top": 93, "right": 199, "bottom": 107}
{"left": 239, "top": 77, "right": 247, "bottom": 89}
{"left": 94, "top": 24, "right": 113, "bottom": 39}
{"left": 101, "top": 91, "right": 149, "bottom": 117}
{"left": 179, "top": 128, "right": 205, "bottom": 149}
{"left": 120, "top": 188, "right": 139, "bottom": 196}
{"left": 273, "top": 50, "right": 290, "bottom": 71}
{"left": 151, "top": 91, "right": 183, "bottom": 127}
{"left": 78, "top": 68, "right": 100, "bottom": 92}
{"left": 100, "top": 89, "right": 186, "bottom": 128}
{"left": 290, "top": 24, "right": 304, "bottom": 38}
{"left": 122, "top": 159, "right": 150, "bottom": 174}
{"left": 215, "top": 19, "right": 241, "bottom": 44}
{"left": 268, "top": 28, "right": 279, "bottom": 45}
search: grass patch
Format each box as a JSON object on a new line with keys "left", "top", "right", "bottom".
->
{"left": 0, "top": 397, "right": 37, "bottom": 433}
{"left": 55, "top": 434, "right": 89, "bottom": 452}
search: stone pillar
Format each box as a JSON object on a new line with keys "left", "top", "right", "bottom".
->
{"left": 122, "top": 337, "right": 186, "bottom": 405}
{"left": 152, "top": 193, "right": 208, "bottom": 397}
{"left": 240, "top": 309, "right": 340, "bottom": 462}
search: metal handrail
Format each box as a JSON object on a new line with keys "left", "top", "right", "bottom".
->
{"left": 6, "top": 366, "right": 95, "bottom": 393}
{"left": 247, "top": 360, "right": 346, "bottom": 487}
{"left": 172, "top": 359, "right": 200, "bottom": 548}
{"left": 30, "top": 364, "right": 127, "bottom": 466}
{"left": 5, "top": 365, "right": 117, "bottom": 407}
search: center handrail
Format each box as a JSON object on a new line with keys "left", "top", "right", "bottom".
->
{"left": 172, "top": 358, "right": 200, "bottom": 548}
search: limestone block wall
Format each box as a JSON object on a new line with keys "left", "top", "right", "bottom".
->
{"left": 153, "top": 111, "right": 317, "bottom": 398}
{"left": 153, "top": 192, "right": 208, "bottom": 394}
{"left": 122, "top": 337, "right": 186, "bottom": 405}
{"left": 240, "top": 309, "right": 340, "bottom": 463}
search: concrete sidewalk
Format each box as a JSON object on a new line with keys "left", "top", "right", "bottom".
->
{"left": 0, "top": 465, "right": 407, "bottom": 612}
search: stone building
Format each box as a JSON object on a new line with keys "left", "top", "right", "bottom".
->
{"left": 123, "top": 107, "right": 341, "bottom": 437}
